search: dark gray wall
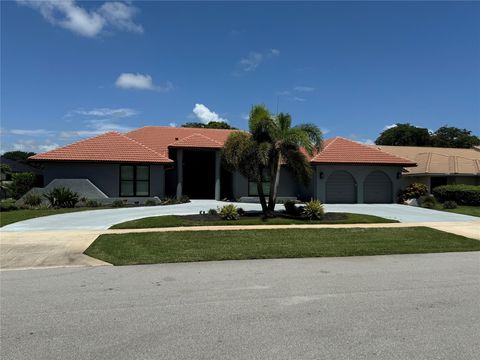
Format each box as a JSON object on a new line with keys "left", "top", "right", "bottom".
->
{"left": 313, "top": 164, "right": 403, "bottom": 203}
{"left": 232, "top": 167, "right": 306, "bottom": 200}
{"left": 43, "top": 162, "right": 165, "bottom": 198}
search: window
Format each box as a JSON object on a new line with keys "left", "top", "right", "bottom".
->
{"left": 248, "top": 174, "right": 270, "bottom": 196}
{"left": 120, "top": 165, "right": 150, "bottom": 196}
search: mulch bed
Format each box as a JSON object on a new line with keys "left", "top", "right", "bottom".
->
{"left": 181, "top": 212, "right": 347, "bottom": 222}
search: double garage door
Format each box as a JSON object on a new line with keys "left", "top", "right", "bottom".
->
{"left": 326, "top": 170, "right": 392, "bottom": 203}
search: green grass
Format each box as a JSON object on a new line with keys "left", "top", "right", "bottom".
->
{"left": 110, "top": 213, "right": 396, "bottom": 229}
{"left": 434, "top": 205, "right": 480, "bottom": 217}
{"left": 0, "top": 207, "right": 101, "bottom": 227}
{"left": 85, "top": 227, "right": 480, "bottom": 266}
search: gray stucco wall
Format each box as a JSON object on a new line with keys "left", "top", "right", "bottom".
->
{"left": 43, "top": 162, "right": 165, "bottom": 198}
{"left": 313, "top": 164, "right": 404, "bottom": 203}
{"left": 232, "top": 167, "right": 308, "bottom": 200}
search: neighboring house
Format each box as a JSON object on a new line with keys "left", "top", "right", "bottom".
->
{"left": 29, "top": 127, "right": 416, "bottom": 204}
{"left": 0, "top": 156, "right": 43, "bottom": 199}
{"left": 375, "top": 145, "right": 480, "bottom": 192}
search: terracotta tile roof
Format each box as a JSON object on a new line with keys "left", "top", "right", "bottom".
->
{"left": 29, "top": 132, "right": 173, "bottom": 164}
{"left": 375, "top": 145, "right": 480, "bottom": 175}
{"left": 169, "top": 133, "right": 224, "bottom": 149}
{"left": 311, "top": 137, "right": 416, "bottom": 166}
{"left": 126, "top": 126, "right": 236, "bottom": 155}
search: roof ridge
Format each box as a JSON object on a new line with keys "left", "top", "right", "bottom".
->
{"left": 425, "top": 152, "right": 432, "bottom": 174}
{"left": 339, "top": 137, "right": 417, "bottom": 165}
{"left": 169, "top": 132, "right": 224, "bottom": 147}
{"left": 120, "top": 133, "right": 170, "bottom": 159}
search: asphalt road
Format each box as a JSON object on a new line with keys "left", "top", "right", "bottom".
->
{"left": 1, "top": 252, "right": 479, "bottom": 360}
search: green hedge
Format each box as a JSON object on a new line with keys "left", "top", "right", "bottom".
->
{"left": 432, "top": 185, "right": 480, "bottom": 205}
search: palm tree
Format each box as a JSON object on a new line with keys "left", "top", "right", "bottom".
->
{"left": 222, "top": 104, "right": 323, "bottom": 216}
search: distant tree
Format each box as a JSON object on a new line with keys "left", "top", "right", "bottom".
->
{"left": 431, "top": 126, "right": 480, "bottom": 148}
{"left": 375, "top": 123, "right": 431, "bottom": 146}
{"left": 182, "top": 121, "right": 236, "bottom": 129}
{"left": 2, "top": 151, "right": 36, "bottom": 162}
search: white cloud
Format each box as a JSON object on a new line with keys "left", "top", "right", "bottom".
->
{"left": 115, "top": 73, "right": 173, "bottom": 92}
{"left": 293, "top": 86, "right": 315, "bottom": 92}
{"left": 237, "top": 49, "right": 280, "bottom": 73}
{"left": 383, "top": 124, "right": 397, "bottom": 130}
{"left": 98, "top": 2, "right": 143, "bottom": 34}
{"left": 192, "top": 104, "right": 228, "bottom": 124}
{"left": 293, "top": 97, "right": 306, "bottom": 102}
{"left": 169, "top": 122, "right": 177, "bottom": 128}
{"left": 59, "top": 119, "right": 134, "bottom": 139}
{"left": 69, "top": 107, "right": 137, "bottom": 117}
{"left": 11, "top": 139, "right": 59, "bottom": 152}
{"left": 17, "top": 0, "right": 142, "bottom": 38}
{"left": 8, "top": 129, "right": 54, "bottom": 136}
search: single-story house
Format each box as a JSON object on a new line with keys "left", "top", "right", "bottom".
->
{"left": 29, "top": 127, "right": 417, "bottom": 204}
{"left": 374, "top": 145, "right": 480, "bottom": 192}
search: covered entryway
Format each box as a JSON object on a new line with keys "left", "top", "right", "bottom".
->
{"left": 364, "top": 170, "right": 393, "bottom": 203}
{"left": 183, "top": 150, "right": 216, "bottom": 199}
{"left": 326, "top": 171, "right": 357, "bottom": 203}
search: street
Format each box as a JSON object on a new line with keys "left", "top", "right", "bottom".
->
{"left": 1, "top": 252, "right": 480, "bottom": 360}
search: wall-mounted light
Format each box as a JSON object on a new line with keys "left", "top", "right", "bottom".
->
{"left": 319, "top": 172, "right": 324, "bottom": 179}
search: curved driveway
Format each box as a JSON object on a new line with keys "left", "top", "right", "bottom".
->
{"left": 2, "top": 200, "right": 478, "bottom": 232}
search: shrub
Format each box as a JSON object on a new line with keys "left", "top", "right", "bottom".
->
{"left": 144, "top": 199, "right": 158, "bottom": 206}
{"left": 85, "top": 199, "right": 102, "bottom": 208}
{"left": 284, "top": 200, "right": 298, "bottom": 216}
{"left": 419, "top": 195, "right": 436, "bottom": 209}
{"left": 442, "top": 200, "right": 457, "bottom": 209}
{"left": 302, "top": 200, "right": 324, "bottom": 220}
{"left": 207, "top": 208, "right": 218, "bottom": 216}
{"left": 23, "top": 192, "right": 43, "bottom": 207}
{"left": 5, "top": 172, "right": 36, "bottom": 199}
{"left": 180, "top": 195, "right": 190, "bottom": 203}
{"left": 237, "top": 207, "right": 245, "bottom": 216}
{"left": 218, "top": 204, "right": 239, "bottom": 220}
{"left": 397, "top": 183, "right": 428, "bottom": 203}
{"left": 111, "top": 200, "right": 125, "bottom": 208}
{"left": 43, "top": 187, "right": 79, "bottom": 208}
{"left": 432, "top": 185, "right": 480, "bottom": 205}
{"left": 0, "top": 199, "right": 17, "bottom": 211}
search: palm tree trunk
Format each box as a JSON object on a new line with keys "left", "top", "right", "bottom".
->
{"left": 256, "top": 182, "right": 268, "bottom": 214}
{"left": 267, "top": 154, "right": 282, "bottom": 214}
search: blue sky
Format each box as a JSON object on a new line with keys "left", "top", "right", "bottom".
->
{"left": 1, "top": 1, "right": 479, "bottom": 153}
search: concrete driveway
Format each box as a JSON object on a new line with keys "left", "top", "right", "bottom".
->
{"left": 2, "top": 253, "right": 479, "bottom": 359}
{"left": 2, "top": 200, "right": 478, "bottom": 232}
{"left": 1, "top": 201, "right": 478, "bottom": 270}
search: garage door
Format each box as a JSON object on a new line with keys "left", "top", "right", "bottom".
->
{"left": 326, "top": 171, "right": 357, "bottom": 203}
{"left": 364, "top": 171, "right": 392, "bottom": 203}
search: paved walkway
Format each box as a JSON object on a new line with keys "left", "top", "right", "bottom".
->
{"left": 1, "top": 221, "right": 479, "bottom": 270}
{"left": 2, "top": 201, "right": 478, "bottom": 232}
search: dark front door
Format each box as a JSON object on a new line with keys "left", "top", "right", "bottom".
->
{"left": 183, "top": 150, "right": 215, "bottom": 199}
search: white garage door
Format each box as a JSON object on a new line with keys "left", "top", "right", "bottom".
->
{"left": 326, "top": 171, "right": 357, "bottom": 203}
{"left": 364, "top": 171, "right": 393, "bottom": 203}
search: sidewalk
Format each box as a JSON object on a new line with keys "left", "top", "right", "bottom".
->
{"left": 1, "top": 220, "right": 479, "bottom": 270}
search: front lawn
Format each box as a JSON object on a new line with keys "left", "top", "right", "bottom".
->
{"left": 434, "top": 205, "right": 480, "bottom": 218}
{"left": 85, "top": 227, "right": 480, "bottom": 265}
{"left": 0, "top": 207, "right": 101, "bottom": 227}
{"left": 110, "top": 212, "right": 396, "bottom": 229}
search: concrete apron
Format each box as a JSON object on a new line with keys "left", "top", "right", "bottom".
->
{"left": 1, "top": 221, "right": 479, "bottom": 270}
